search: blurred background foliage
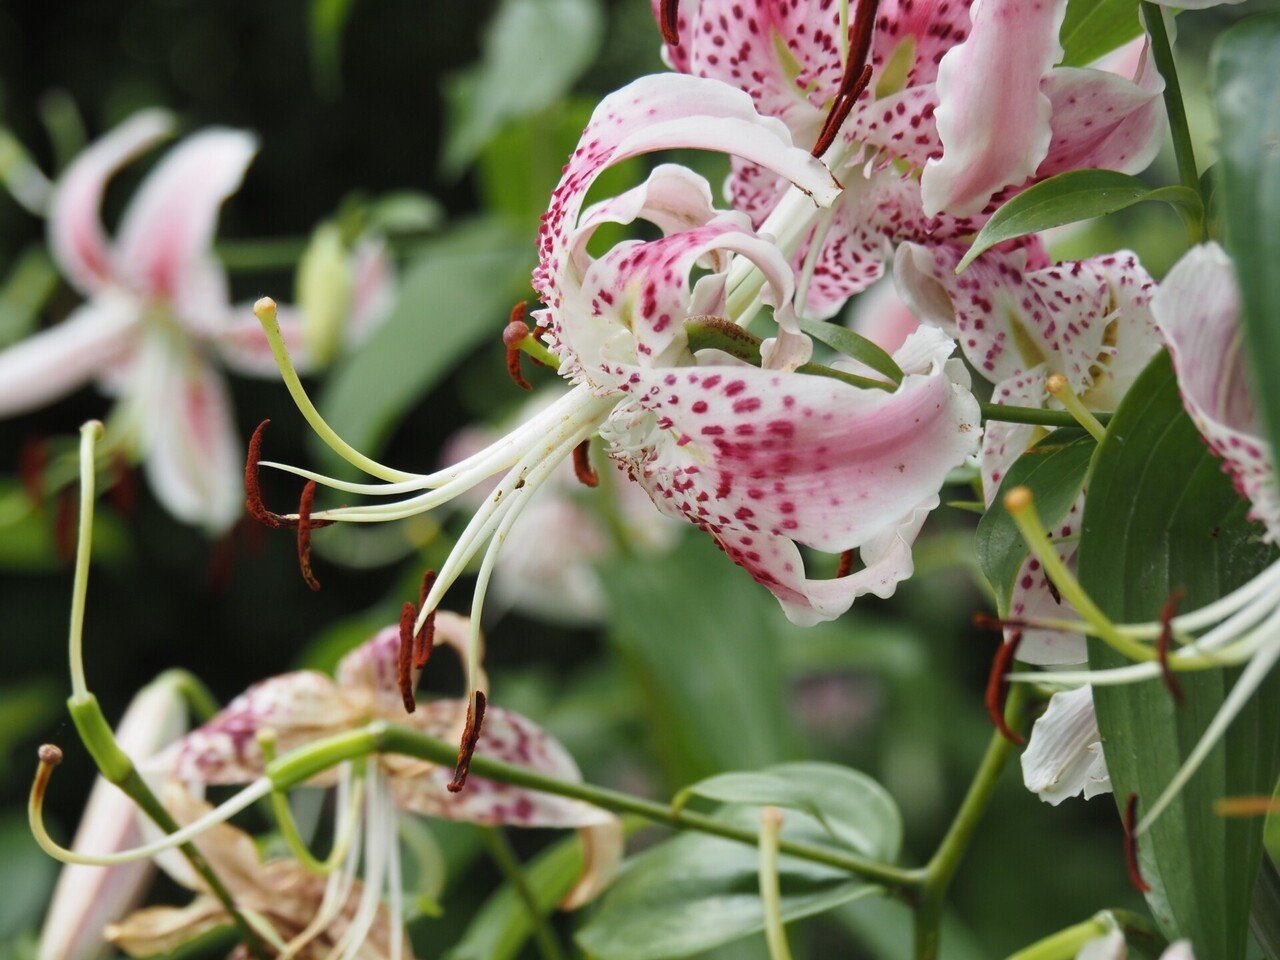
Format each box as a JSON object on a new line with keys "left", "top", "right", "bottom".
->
{"left": 0, "top": 2, "right": 1268, "bottom": 958}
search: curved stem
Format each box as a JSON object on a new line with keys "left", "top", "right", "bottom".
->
{"left": 912, "top": 684, "right": 1028, "bottom": 960}
{"left": 68, "top": 422, "right": 102, "bottom": 701}
{"left": 265, "top": 723, "right": 921, "bottom": 891}
{"left": 480, "top": 828, "right": 566, "bottom": 960}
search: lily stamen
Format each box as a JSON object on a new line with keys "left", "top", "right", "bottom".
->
{"left": 296, "top": 480, "right": 322, "bottom": 592}
{"left": 504, "top": 301, "right": 534, "bottom": 391}
{"left": 447, "top": 691, "right": 487, "bottom": 793}
{"left": 659, "top": 0, "right": 679, "bottom": 45}
{"left": 1123, "top": 793, "right": 1150, "bottom": 893}
{"left": 985, "top": 632, "right": 1025, "bottom": 745}
{"left": 1045, "top": 374, "right": 1108, "bottom": 443}
{"left": 414, "top": 569, "right": 438, "bottom": 668}
{"left": 572, "top": 439, "right": 599, "bottom": 488}
{"left": 397, "top": 602, "right": 417, "bottom": 714}
{"left": 1157, "top": 589, "right": 1186, "bottom": 703}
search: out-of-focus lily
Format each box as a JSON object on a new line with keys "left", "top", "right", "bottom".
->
{"left": 653, "top": 0, "right": 1165, "bottom": 319}
{"left": 37, "top": 675, "right": 188, "bottom": 960}
{"left": 106, "top": 784, "right": 412, "bottom": 960}
{"left": 1077, "top": 933, "right": 1193, "bottom": 960}
{"left": 150, "top": 616, "right": 622, "bottom": 938}
{"left": 251, "top": 76, "right": 978, "bottom": 666}
{"left": 1006, "top": 244, "right": 1280, "bottom": 831}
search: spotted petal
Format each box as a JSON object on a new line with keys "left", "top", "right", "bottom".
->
{"left": 156, "top": 671, "right": 356, "bottom": 785}
{"left": 1152, "top": 244, "right": 1280, "bottom": 540}
{"left": 922, "top": 0, "right": 1067, "bottom": 217}
{"left": 113, "top": 129, "right": 257, "bottom": 334}
{"left": 534, "top": 73, "right": 839, "bottom": 340}
{"left": 47, "top": 109, "right": 175, "bottom": 296}
{"left": 1021, "top": 685, "right": 1111, "bottom": 804}
{"left": 609, "top": 325, "right": 979, "bottom": 623}
{"left": 388, "top": 699, "right": 614, "bottom": 829}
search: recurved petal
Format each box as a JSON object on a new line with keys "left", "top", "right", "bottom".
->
{"left": 1036, "top": 65, "right": 1164, "bottom": 182}
{"left": 1152, "top": 244, "right": 1280, "bottom": 540}
{"left": 387, "top": 699, "right": 613, "bottom": 829}
{"left": 534, "top": 74, "right": 839, "bottom": 334}
{"left": 48, "top": 109, "right": 175, "bottom": 295}
{"left": 105, "top": 899, "right": 227, "bottom": 959}
{"left": 922, "top": 0, "right": 1067, "bottom": 217}
{"left": 131, "top": 338, "right": 243, "bottom": 534}
{"left": 113, "top": 128, "right": 257, "bottom": 325}
{"left": 154, "top": 671, "right": 353, "bottom": 785}
{"left": 1021, "top": 685, "right": 1112, "bottom": 805}
{"left": 559, "top": 818, "right": 626, "bottom": 910}
{"left": 0, "top": 293, "right": 140, "bottom": 418}
{"left": 613, "top": 324, "right": 977, "bottom": 558}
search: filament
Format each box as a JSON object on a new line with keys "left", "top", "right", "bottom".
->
{"left": 69, "top": 421, "right": 103, "bottom": 702}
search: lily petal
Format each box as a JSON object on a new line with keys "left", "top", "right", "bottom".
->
{"left": 1076, "top": 929, "right": 1127, "bottom": 960}
{"left": 848, "top": 278, "right": 920, "bottom": 356}
{"left": 156, "top": 671, "right": 354, "bottom": 785}
{"left": 388, "top": 699, "right": 614, "bottom": 829}
{"left": 559, "top": 818, "right": 626, "bottom": 910}
{"left": 534, "top": 73, "right": 839, "bottom": 341}
{"left": 0, "top": 293, "right": 140, "bottom": 417}
{"left": 48, "top": 109, "right": 175, "bottom": 295}
{"left": 113, "top": 128, "right": 257, "bottom": 331}
{"left": 1151, "top": 244, "right": 1280, "bottom": 540}
{"left": 922, "top": 0, "right": 1067, "bottom": 217}
{"left": 131, "top": 337, "right": 243, "bottom": 533}
{"left": 1021, "top": 685, "right": 1112, "bottom": 805}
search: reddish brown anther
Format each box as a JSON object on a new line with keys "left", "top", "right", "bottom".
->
{"left": 398, "top": 601, "right": 417, "bottom": 714}
{"left": 984, "top": 631, "right": 1025, "bottom": 745}
{"left": 659, "top": 0, "right": 680, "bottom": 45}
{"left": 1157, "top": 589, "right": 1185, "bottom": 703}
{"left": 504, "top": 301, "right": 534, "bottom": 391}
{"left": 448, "top": 691, "right": 487, "bottom": 793}
{"left": 108, "top": 453, "right": 136, "bottom": 518}
{"left": 812, "top": 0, "right": 880, "bottom": 157}
{"left": 18, "top": 436, "right": 47, "bottom": 507}
{"left": 245, "top": 420, "right": 333, "bottom": 533}
{"left": 1123, "top": 793, "right": 1151, "bottom": 893}
{"left": 296, "top": 481, "right": 321, "bottom": 592}
{"left": 972, "top": 611, "right": 1039, "bottom": 633}
{"left": 54, "top": 489, "right": 76, "bottom": 565}
{"left": 413, "top": 569, "right": 438, "bottom": 668}
{"left": 572, "top": 439, "right": 599, "bottom": 488}
{"left": 835, "top": 549, "right": 856, "bottom": 579}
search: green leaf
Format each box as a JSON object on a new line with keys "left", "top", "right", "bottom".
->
{"left": 1059, "top": 0, "right": 1142, "bottom": 68}
{"left": 576, "top": 790, "right": 900, "bottom": 960}
{"left": 441, "top": 0, "right": 604, "bottom": 176}
{"left": 313, "top": 219, "right": 528, "bottom": 473}
{"left": 677, "top": 762, "right": 903, "bottom": 859}
{"left": 599, "top": 536, "right": 798, "bottom": 786}
{"left": 1252, "top": 857, "right": 1280, "bottom": 960}
{"left": 975, "top": 428, "right": 1095, "bottom": 611}
{"left": 796, "top": 318, "right": 902, "bottom": 384}
{"left": 957, "top": 171, "right": 1199, "bottom": 272}
{"left": 1080, "top": 352, "right": 1280, "bottom": 958}
{"left": 1215, "top": 15, "right": 1280, "bottom": 477}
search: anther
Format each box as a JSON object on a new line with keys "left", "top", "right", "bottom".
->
{"left": 984, "top": 631, "right": 1025, "bottom": 745}
{"left": 245, "top": 420, "right": 292, "bottom": 529}
{"left": 18, "top": 436, "right": 47, "bottom": 507}
{"left": 572, "top": 439, "right": 599, "bottom": 488}
{"left": 1123, "top": 793, "right": 1151, "bottom": 893}
{"left": 296, "top": 481, "right": 321, "bottom": 592}
{"left": 447, "top": 691, "right": 487, "bottom": 793}
{"left": 659, "top": 0, "right": 680, "bottom": 45}
{"left": 835, "top": 549, "right": 855, "bottom": 579}
{"left": 414, "top": 569, "right": 438, "bottom": 668}
{"left": 397, "top": 602, "right": 417, "bottom": 714}
{"left": 1214, "top": 795, "right": 1280, "bottom": 818}
{"left": 812, "top": 0, "right": 880, "bottom": 158}
{"left": 504, "top": 301, "right": 534, "bottom": 391}
{"left": 1157, "top": 589, "right": 1186, "bottom": 703}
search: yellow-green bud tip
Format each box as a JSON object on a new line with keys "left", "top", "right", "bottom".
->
{"left": 1004, "top": 486, "right": 1033, "bottom": 513}
{"left": 38, "top": 744, "right": 63, "bottom": 766}
{"left": 253, "top": 296, "right": 278, "bottom": 321}
{"left": 1044, "top": 373, "right": 1069, "bottom": 396}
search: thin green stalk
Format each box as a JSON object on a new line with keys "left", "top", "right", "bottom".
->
{"left": 157, "top": 669, "right": 221, "bottom": 723}
{"left": 1141, "top": 2, "right": 1205, "bottom": 239}
{"left": 266, "top": 723, "right": 921, "bottom": 892}
{"left": 480, "top": 828, "right": 566, "bottom": 960}
{"left": 758, "top": 807, "right": 795, "bottom": 960}
{"left": 979, "top": 402, "right": 1112, "bottom": 430}
{"left": 912, "top": 684, "right": 1028, "bottom": 960}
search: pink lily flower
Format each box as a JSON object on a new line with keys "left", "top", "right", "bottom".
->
{"left": 257, "top": 75, "right": 979, "bottom": 645}
{"left": 0, "top": 110, "right": 310, "bottom": 533}
{"left": 652, "top": 1, "right": 1165, "bottom": 319}
{"left": 148, "top": 615, "right": 621, "bottom": 942}
{"left": 37, "top": 676, "right": 188, "bottom": 960}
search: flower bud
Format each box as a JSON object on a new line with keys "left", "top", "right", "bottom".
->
{"left": 37, "top": 676, "right": 189, "bottom": 960}
{"left": 295, "top": 222, "right": 354, "bottom": 368}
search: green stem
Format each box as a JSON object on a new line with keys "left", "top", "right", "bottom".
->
{"left": 1141, "top": 2, "right": 1205, "bottom": 239}
{"left": 978, "top": 402, "right": 1111, "bottom": 430}
{"left": 66, "top": 695, "right": 268, "bottom": 960}
{"left": 480, "top": 828, "right": 566, "bottom": 960}
{"left": 266, "top": 723, "right": 921, "bottom": 892}
{"left": 156, "top": 669, "right": 220, "bottom": 723}
{"left": 912, "top": 684, "right": 1028, "bottom": 960}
